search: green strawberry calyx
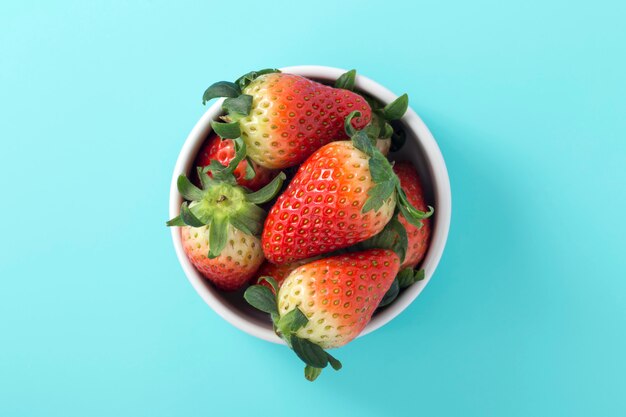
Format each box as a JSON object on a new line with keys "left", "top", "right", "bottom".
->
{"left": 166, "top": 137, "right": 286, "bottom": 259}
{"left": 201, "top": 68, "right": 281, "bottom": 139}
{"left": 378, "top": 268, "right": 426, "bottom": 308}
{"left": 243, "top": 277, "right": 342, "bottom": 382}
{"left": 357, "top": 216, "right": 409, "bottom": 263}
{"left": 345, "top": 111, "right": 434, "bottom": 228}
{"left": 335, "top": 69, "right": 408, "bottom": 149}
{"left": 354, "top": 215, "right": 426, "bottom": 307}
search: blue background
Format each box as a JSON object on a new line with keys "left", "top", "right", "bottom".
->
{"left": 1, "top": 1, "right": 625, "bottom": 416}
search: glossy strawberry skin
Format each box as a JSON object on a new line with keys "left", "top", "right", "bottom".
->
{"left": 277, "top": 249, "right": 400, "bottom": 349}
{"left": 181, "top": 225, "right": 264, "bottom": 291}
{"left": 239, "top": 73, "right": 372, "bottom": 169}
{"left": 195, "top": 134, "right": 276, "bottom": 191}
{"left": 262, "top": 141, "right": 396, "bottom": 264}
{"left": 393, "top": 161, "right": 431, "bottom": 268}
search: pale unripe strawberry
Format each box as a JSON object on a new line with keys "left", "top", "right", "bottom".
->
{"left": 167, "top": 138, "right": 286, "bottom": 291}
{"left": 244, "top": 249, "right": 401, "bottom": 381}
{"left": 277, "top": 249, "right": 401, "bottom": 349}
{"left": 202, "top": 69, "right": 371, "bottom": 170}
{"left": 181, "top": 224, "right": 264, "bottom": 290}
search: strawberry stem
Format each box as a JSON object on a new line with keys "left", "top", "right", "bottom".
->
{"left": 344, "top": 110, "right": 434, "bottom": 226}
{"left": 334, "top": 69, "right": 357, "bottom": 91}
{"left": 244, "top": 285, "right": 343, "bottom": 381}
{"left": 166, "top": 138, "right": 285, "bottom": 258}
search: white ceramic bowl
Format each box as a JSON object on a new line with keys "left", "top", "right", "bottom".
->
{"left": 169, "top": 65, "right": 451, "bottom": 344}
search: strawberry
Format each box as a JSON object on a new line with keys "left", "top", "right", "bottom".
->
{"left": 334, "top": 69, "right": 409, "bottom": 157}
{"left": 278, "top": 249, "right": 400, "bottom": 348}
{"left": 244, "top": 249, "right": 401, "bottom": 381}
{"left": 255, "top": 256, "right": 321, "bottom": 292}
{"left": 166, "top": 138, "right": 286, "bottom": 290}
{"left": 393, "top": 161, "right": 432, "bottom": 268}
{"left": 196, "top": 133, "right": 276, "bottom": 191}
{"left": 180, "top": 224, "right": 264, "bottom": 290}
{"left": 261, "top": 112, "right": 433, "bottom": 264}
{"left": 201, "top": 69, "right": 372, "bottom": 169}
{"left": 256, "top": 262, "right": 296, "bottom": 291}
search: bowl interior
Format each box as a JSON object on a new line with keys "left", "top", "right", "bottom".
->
{"left": 170, "top": 66, "right": 450, "bottom": 343}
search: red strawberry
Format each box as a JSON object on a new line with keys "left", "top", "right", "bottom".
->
{"left": 261, "top": 112, "right": 433, "bottom": 264}
{"left": 202, "top": 69, "right": 372, "bottom": 169}
{"left": 244, "top": 249, "right": 401, "bottom": 380}
{"left": 166, "top": 138, "right": 287, "bottom": 290}
{"left": 393, "top": 162, "right": 431, "bottom": 268}
{"left": 196, "top": 133, "right": 276, "bottom": 191}
{"left": 262, "top": 140, "right": 394, "bottom": 263}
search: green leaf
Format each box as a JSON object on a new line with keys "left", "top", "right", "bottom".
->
{"left": 244, "top": 158, "right": 256, "bottom": 180}
{"left": 230, "top": 203, "right": 265, "bottom": 236}
{"left": 382, "top": 93, "right": 408, "bottom": 120}
{"left": 202, "top": 160, "right": 237, "bottom": 186}
{"left": 277, "top": 307, "right": 309, "bottom": 335}
{"left": 414, "top": 268, "right": 425, "bottom": 281}
{"left": 334, "top": 69, "right": 356, "bottom": 91}
{"left": 202, "top": 81, "right": 241, "bottom": 105}
{"left": 304, "top": 365, "right": 322, "bottom": 382}
{"left": 208, "top": 216, "right": 228, "bottom": 258}
{"left": 165, "top": 215, "right": 185, "bottom": 227}
{"left": 222, "top": 94, "right": 253, "bottom": 116}
{"left": 359, "top": 217, "right": 400, "bottom": 250}
{"left": 291, "top": 336, "right": 329, "bottom": 369}
{"left": 368, "top": 152, "right": 395, "bottom": 184}
{"left": 390, "top": 217, "right": 408, "bottom": 263}
{"left": 381, "top": 122, "right": 394, "bottom": 139}
{"left": 396, "top": 188, "right": 434, "bottom": 227}
{"left": 326, "top": 352, "right": 342, "bottom": 371}
{"left": 176, "top": 175, "right": 204, "bottom": 201}
{"left": 244, "top": 285, "right": 279, "bottom": 315}
{"left": 362, "top": 180, "right": 395, "bottom": 213}
{"left": 180, "top": 202, "right": 206, "bottom": 227}
{"left": 258, "top": 276, "right": 280, "bottom": 294}
{"left": 360, "top": 216, "right": 409, "bottom": 263}
{"left": 211, "top": 120, "right": 241, "bottom": 139}
{"left": 344, "top": 110, "right": 361, "bottom": 138}
{"left": 396, "top": 269, "right": 414, "bottom": 289}
{"left": 365, "top": 112, "right": 384, "bottom": 140}
{"left": 397, "top": 203, "right": 422, "bottom": 228}
{"left": 364, "top": 94, "right": 384, "bottom": 110}
{"left": 197, "top": 166, "right": 214, "bottom": 190}
{"left": 220, "top": 137, "right": 246, "bottom": 177}
{"left": 351, "top": 130, "right": 375, "bottom": 156}
{"left": 397, "top": 268, "right": 425, "bottom": 289}
{"left": 235, "top": 68, "right": 280, "bottom": 90}
{"left": 379, "top": 278, "right": 399, "bottom": 307}
{"left": 203, "top": 159, "right": 227, "bottom": 176}
{"left": 228, "top": 215, "right": 254, "bottom": 236}
{"left": 245, "top": 172, "right": 286, "bottom": 204}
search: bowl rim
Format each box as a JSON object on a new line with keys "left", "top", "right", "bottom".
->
{"left": 169, "top": 65, "right": 451, "bottom": 344}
